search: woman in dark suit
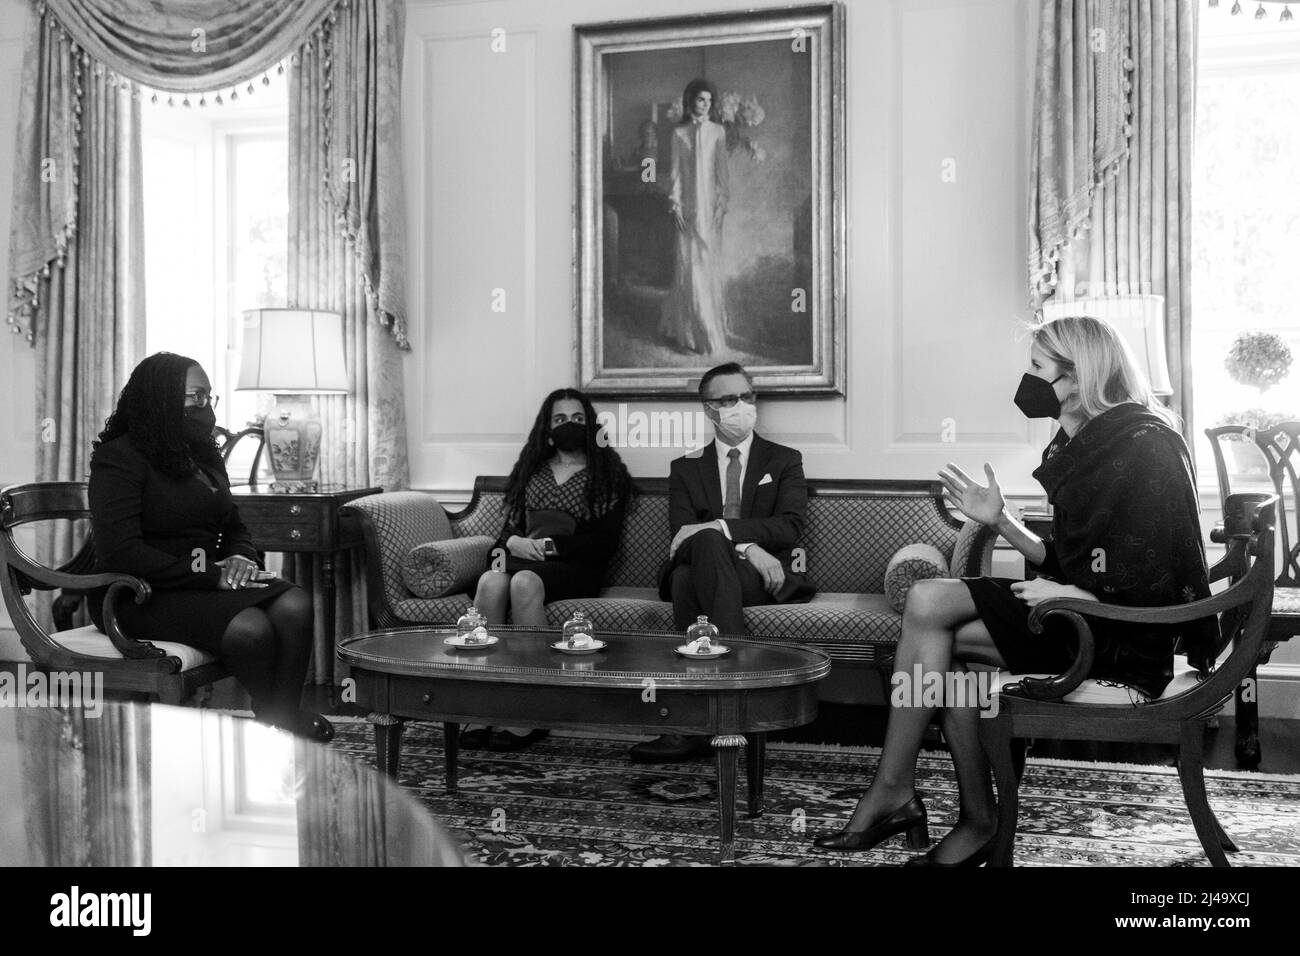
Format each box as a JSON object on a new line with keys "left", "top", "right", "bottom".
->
{"left": 88, "top": 352, "right": 332, "bottom": 741}
{"left": 465, "top": 388, "right": 633, "bottom": 750}
{"left": 814, "top": 316, "right": 1216, "bottom": 865}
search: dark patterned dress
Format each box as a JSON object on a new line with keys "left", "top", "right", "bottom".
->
{"left": 491, "top": 465, "right": 628, "bottom": 602}
{"left": 964, "top": 403, "right": 1216, "bottom": 698}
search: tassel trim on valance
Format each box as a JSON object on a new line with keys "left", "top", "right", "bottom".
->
{"left": 1029, "top": 20, "right": 1137, "bottom": 305}
{"left": 8, "top": 0, "right": 408, "bottom": 352}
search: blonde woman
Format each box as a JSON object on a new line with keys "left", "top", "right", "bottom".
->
{"left": 815, "top": 316, "right": 1216, "bottom": 865}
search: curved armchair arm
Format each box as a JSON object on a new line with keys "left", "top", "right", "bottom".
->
{"left": 1027, "top": 585, "right": 1254, "bottom": 631}
{"left": 101, "top": 579, "right": 166, "bottom": 660}
{"left": 1003, "top": 608, "right": 1097, "bottom": 700}
{"left": 4, "top": 539, "right": 151, "bottom": 596}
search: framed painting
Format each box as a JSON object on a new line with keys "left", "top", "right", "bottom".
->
{"left": 575, "top": 3, "right": 846, "bottom": 396}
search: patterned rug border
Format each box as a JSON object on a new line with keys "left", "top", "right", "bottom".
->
{"left": 323, "top": 715, "right": 1300, "bottom": 781}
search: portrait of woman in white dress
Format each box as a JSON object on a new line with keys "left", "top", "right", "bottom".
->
{"left": 658, "top": 78, "right": 731, "bottom": 355}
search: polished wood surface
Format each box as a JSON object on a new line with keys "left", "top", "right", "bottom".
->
{"left": 341, "top": 625, "right": 830, "bottom": 864}
{"left": 339, "top": 625, "right": 830, "bottom": 689}
{"left": 232, "top": 485, "right": 380, "bottom": 646}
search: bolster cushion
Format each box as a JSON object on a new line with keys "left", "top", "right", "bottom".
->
{"left": 400, "top": 536, "right": 494, "bottom": 598}
{"left": 884, "top": 543, "right": 950, "bottom": 612}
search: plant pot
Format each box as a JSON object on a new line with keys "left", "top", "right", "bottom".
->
{"left": 1224, "top": 435, "right": 1271, "bottom": 482}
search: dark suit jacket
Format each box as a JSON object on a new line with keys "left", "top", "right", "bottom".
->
{"left": 88, "top": 435, "right": 261, "bottom": 593}
{"left": 657, "top": 433, "right": 816, "bottom": 602}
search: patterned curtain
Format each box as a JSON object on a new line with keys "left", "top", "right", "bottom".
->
{"left": 288, "top": 0, "right": 411, "bottom": 686}
{"left": 7, "top": 10, "right": 147, "bottom": 621}
{"left": 16, "top": 705, "right": 150, "bottom": 866}
{"left": 1030, "top": 0, "right": 1200, "bottom": 442}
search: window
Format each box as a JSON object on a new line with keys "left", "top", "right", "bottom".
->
{"left": 141, "top": 80, "right": 289, "bottom": 468}
{"left": 1193, "top": 9, "right": 1300, "bottom": 484}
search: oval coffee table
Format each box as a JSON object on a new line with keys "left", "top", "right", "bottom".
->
{"left": 338, "top": 625, "right": 831, "bottom": 865}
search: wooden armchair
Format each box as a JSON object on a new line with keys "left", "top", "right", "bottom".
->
{"left": 1, "top": 482, "right": 229, "bottom": 704}
{"left": 980, "top": 492, "right": 1278, "bottom": 867}
{"left": 1205, "top": 421, "right": 1300, "bottom": 765}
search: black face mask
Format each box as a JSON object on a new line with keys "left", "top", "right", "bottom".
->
{"left": 550, "top": 421, "right": 586, "bottom": 453}
{"left": 182, "top": 404, "right": 217, "bottom": 443}
{"left": 1013, "top": 373, "right": 1066, "bottom": 420}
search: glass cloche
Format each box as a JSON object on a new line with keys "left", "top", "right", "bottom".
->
{"left": 561, "top": 610, "right": 596, "bottom": 649}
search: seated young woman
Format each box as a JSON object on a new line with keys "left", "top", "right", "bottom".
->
{"left": 87, "top": 352, "right": 332, "bottom": 741}
{"left": 464, "top": 388, "right": 633, "bottom": 751}
{"left": 814, "top": 315, "right": 1217, "bottom": 864}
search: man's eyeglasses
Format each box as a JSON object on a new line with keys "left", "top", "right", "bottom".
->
{"left": 184, "top": 390, "right": 220, "bottom": 410}
{"left": 703, "top": 391, "right": 755, "bottom": 410}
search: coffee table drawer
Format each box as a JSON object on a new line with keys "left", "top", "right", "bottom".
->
{"left": 387, "top": 679, "right": 717, "bottom": 732}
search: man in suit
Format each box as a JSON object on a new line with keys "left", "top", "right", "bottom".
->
{"left": 630, "top": 362, "right": 816, "bottom": 762}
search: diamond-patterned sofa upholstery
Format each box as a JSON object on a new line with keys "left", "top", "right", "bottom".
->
{"left": 344, "top": 477, "right": 997, "bottom": 703}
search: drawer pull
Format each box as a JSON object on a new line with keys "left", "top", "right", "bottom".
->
{"left": 422, "top": 694, "right": 432, "bottom": 703}
{"left": 289, "top": 504, "right": 303, "bottom": 516}
{"left": 289, "top": 528, "right": 302, "bottom": 540}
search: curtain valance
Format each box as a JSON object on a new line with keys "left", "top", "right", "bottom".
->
{"left": 42, "top": 0, "right": 337, "bottom": 93}
{"left": 9, "top": 0, "right": 408, "bottom": 349}
{"left": 1028, "top": 0, "right": 1134, "bottom": 300}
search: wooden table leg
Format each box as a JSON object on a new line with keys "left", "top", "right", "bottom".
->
{"left": 1234, "top": 669, "right": 1261, "bottom": 768}
{"left": 713, "top": 734, "right": 745, "bottom": 866}
{"left": 443, "top": 721, "right": 460, "bottom": 793}
{"left": 371, "top": 713, "right": 404, "bottom": 780}
{"left": 321, "top": 551, "right": 337, "bottom": 651}
{"left": 746, "top": 732, "right": 766, "bottom": 818}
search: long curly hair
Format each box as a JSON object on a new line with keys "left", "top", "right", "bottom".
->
{"left": 94, "top": 352, "right": 224, "bottom": 480}
{"left": 503, "top": 389, "right": 633, "bottom": 528}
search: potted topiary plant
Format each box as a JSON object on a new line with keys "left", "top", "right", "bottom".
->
{"left": 1218, "top": 332, "right": 1294, "bottom": 480}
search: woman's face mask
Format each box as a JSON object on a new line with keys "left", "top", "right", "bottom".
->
{"left": 1013, "top": 372, "right": 1066, "bottom": 420}
{"left": 182, "top": 403, "right": 217, "bottom": 442}
{"left": 550, "top": 420, "right": 587, "bottom": 452}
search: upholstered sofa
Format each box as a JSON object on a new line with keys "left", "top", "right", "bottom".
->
{"left": 343, "top": 478, "right": 997, "bottom": 705}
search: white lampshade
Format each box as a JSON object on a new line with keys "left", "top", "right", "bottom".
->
{"left": 236, "top": 308, "right": 349, "bottom": 393}
{"left": 1040, "top": 294, "right": 1173, "bottom": 397}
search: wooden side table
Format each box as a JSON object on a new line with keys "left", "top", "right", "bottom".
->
{"left": 231, "top": 485, "right": 382, "bottom": 647}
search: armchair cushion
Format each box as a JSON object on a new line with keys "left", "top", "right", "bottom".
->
{"left": 0, "top": 625, "right": 216, "bottom": 671}
{"left": 884, "top": 543, "right": 949, "bottom": 612}
{"left": 990, "top": 657, "right": 1204, "bottom": 706}
{"left": 400, "top": 536, "right": 493, "bottom": 598}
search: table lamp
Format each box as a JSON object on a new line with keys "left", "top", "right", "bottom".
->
{"left": 1040, "top": 294, "right": 1173, "bottom": 397}
{"left": 236, "top": 308, "right": 349, "bottom": 492}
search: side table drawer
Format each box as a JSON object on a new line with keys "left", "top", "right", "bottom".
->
{"left": 249, "top": 522, "right": 322, "bottom": 548}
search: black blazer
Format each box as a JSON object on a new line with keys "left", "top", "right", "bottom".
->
{"left": 657, "top": 433, "right": 816, "bottom": 601}
{"left": 87, "top": 435, "right": 261, "bottom": 593}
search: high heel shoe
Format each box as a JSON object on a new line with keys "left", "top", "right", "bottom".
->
{"left": 903, "top": 834, "right": 996, "bottom": 867}
{"left": 813, "top": 796, "right": 929, "bottom": 852}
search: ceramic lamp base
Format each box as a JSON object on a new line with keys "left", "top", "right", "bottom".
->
{"left": 265, "top": 394, "right": 323, "bottom": 489}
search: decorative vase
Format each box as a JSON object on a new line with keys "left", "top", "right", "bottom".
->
{"left": 265, "top": 394, "right": 322, "bottom": 492}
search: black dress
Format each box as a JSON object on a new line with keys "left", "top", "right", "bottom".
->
{"left": 86, "top": 435, "right": 294, "bottom": 653}
{"left": 491, "top": 466, "right": 627, "bottom": 602}
{"left": 964, "top": 403, "right": 1217, "bottom": 699}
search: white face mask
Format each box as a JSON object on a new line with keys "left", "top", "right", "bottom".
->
{"left": 712, "top": 400, "right": 757, "bottom": 444}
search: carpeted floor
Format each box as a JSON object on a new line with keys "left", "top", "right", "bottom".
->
{"left": 326, "top": 718, "right": 1300, "bottom": 867}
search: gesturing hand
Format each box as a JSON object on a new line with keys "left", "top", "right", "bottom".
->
{"left": 939, "top": 462, "right": 1007, "bottom": 527}
{"left": 215, "top": 555, "right": 267, "bottom": 590}
{"left": 744, "top": 545, "right": 786, "bottom": 597}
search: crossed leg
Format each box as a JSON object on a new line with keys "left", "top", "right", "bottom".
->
{"left": 842, "top": 578, "right": 1006, "bottom": 861}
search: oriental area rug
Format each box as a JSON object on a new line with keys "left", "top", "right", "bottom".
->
{"left": 326, "top": 718, "right": 1300, "bottom": 867}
